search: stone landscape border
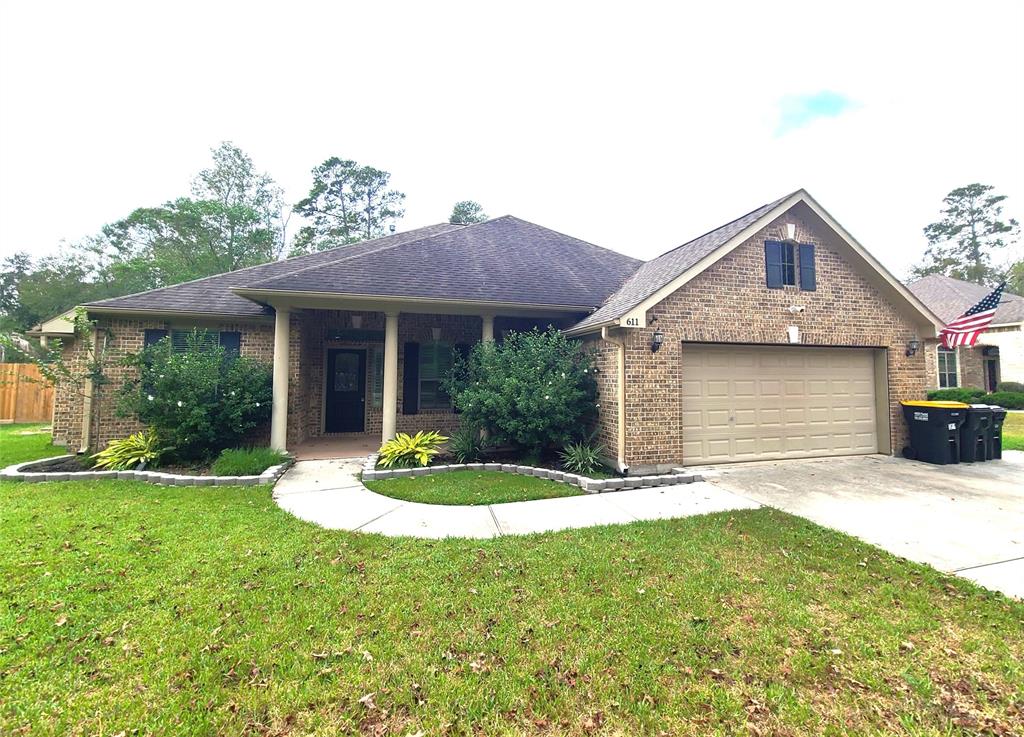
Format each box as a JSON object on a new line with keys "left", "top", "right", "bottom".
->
{"left": 359, "top": 453, "right": 702, "bottom": 493}
{"left": 0, "top": 454, "right": 293, "bottom": 487}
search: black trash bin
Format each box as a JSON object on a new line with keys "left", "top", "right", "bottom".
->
{"left": 901, "top": 401, "right": 969, "bottom": 465}
{"left": 989, "top": 406, "right": 1007, "bottom": 460}
{"left": 960, "top": 404, "right": 993, "bottom": 463}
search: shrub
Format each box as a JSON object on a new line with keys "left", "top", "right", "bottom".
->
{"left": 378, "top": 431, "right": 448, "bottom": 468}
{"left": 119, "top": 330, "right": 273, "bottom": 461}
{"left": 998, "top": 381, "right": 1024, "bottom": 393}
{"left": 924, "top": 387, "right": 1024, "bottom": 409}
{"left": 926, "top": 387, "right": 986, "bottom": 403}
{"left": 443, "top": 328, "right": 597, "bottom": 455}
{"left": 449, "top": 425, "right": 487, "bottom": 463}
{"left": 210, "top": 447, "right": 289, "bottom": 476}
{"left": 91, "top": 428, "right": 166, "bottom": 470}
{"left": 558, "top": 437, "right": 604, "bottom": 475}
{"left": 981, "top": 391, "right": 1024, "bottom": 409}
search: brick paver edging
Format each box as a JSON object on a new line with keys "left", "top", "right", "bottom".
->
{"left": 0, "top": 454, "right": 293, "bottom": 487}
{"left": 359, "top": 454, "right": 702, "bottom": 493}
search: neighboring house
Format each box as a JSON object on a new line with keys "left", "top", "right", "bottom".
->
{"left": 908, "top": 275, "right": 1024, "bottom": 392}
{"left": 38, "top": 190, "right": 941, "bottom": 473}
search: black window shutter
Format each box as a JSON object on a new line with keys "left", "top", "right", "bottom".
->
{"left": 143, "top": 329, "right": 168, "bottom": 348}
{"left": 402, "top": 342, "right": 420, "bottom": 414}
{"left": 765, "top": 241, "right": 784, "bottom": 289}
{"left": 219, "top": 331, "right": 241, "bottom": 357}
{"left": 799, "top": 244, "right": 816, "bottom": 291}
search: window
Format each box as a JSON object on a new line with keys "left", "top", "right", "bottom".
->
{"left": 765, "top": 240, "right": 797, "bottom": 288}
{"left": 418, "top": 342, "right": 453, "bottom": 410}
{"left": 937, "top": 348, "right": 958, "bottom": 388}
{"left": 145, "top": 329, "right": 241, "bottom": 356}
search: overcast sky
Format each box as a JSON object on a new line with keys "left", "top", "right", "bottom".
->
{"left": 1, "top": 1, "right": 1022, "bottom": 279}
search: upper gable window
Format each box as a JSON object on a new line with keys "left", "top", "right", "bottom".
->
{"left": 765, "top": 240, "right": 815, "bottom": 290}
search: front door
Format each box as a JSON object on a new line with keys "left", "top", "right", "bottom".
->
{"left": 985, "top": 358, "right": 999, "bottom": 393}
{"left": 325, "top": 349, "right": 366, "bottom": 433}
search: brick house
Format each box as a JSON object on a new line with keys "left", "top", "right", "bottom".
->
{"left": 908, "top": 275, "right": 1024, "bottom": 392}
{"left": 39, "top": 190, "right": 941, "bottom": 473}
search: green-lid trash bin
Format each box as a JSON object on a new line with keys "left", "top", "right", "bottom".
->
{"left": 901, "top": 401, "right": 969, "bottom": 465}
{"left": 960, "top": 404, "right": 993, "bottom": 463}
{"left": 989, "top": 406, "right": 1007, "bottom": 460}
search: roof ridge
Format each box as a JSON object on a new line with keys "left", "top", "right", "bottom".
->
{"left": 647, "top": 190, "right": 799, "bottom": 263}
{"left": 85, "top": 223, "right": 453, "bottom": 307}
{"left": 243, "top": 220, "right": 494, "bottom": 288}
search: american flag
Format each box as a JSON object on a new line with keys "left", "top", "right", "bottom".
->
{"left": 939, "top": 282, "right": 1006, "bottom": 349}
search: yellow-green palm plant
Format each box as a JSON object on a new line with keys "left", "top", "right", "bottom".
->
{"left": 377, "top": 431, "right": 448, "bottom": 468}
{"left": 91, "top": 428, "right": 168, "bottom": 470}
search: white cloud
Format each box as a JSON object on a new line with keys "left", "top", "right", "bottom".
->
{"left": 1, "top": 0, "right": 1022, "bottom": 282}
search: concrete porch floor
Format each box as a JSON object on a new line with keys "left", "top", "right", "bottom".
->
{"left": 292, "top": 434, "right": 379, "bottom": 460}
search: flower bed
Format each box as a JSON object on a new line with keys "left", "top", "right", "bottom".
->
{"left": 1, "top": 454, "right": 293, "bottom": 487}
{"left": 360, "top": 454, "right": 702, "bottom": 493}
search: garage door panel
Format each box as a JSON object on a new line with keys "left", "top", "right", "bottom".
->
{"left": 681, "top": 345, "right": 878, "bottom": 464}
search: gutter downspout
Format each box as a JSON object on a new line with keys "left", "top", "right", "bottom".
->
{"left": 601, "top": 326, "right": 629, "bottom": 474}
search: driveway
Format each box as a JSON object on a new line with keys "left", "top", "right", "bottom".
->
{"left": 702, "top": 451, "right": 1024, "bottom": 598}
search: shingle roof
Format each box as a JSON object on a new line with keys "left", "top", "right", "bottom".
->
{"left": 85, "top": 217, "right": 641, "bottom": 316}
{"left": 907, "top": 274, "right": 1024, "bottom": 325}
{"left": 570, "top": 192, "right": 795, "bottom": 331}
{"left": 84, "top": 223, "right": 465, "bottom": 317}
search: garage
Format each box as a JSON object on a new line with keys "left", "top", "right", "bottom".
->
{"left": 681, "top": 344, "right": 880, "bottom": 464}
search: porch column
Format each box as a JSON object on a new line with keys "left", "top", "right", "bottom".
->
{"left": 270, "top": 306, "right": 290, "bottom": 451}
{"left": 481, "top": 314, "right": 495, "bottom": 343}
{"left": 382, "top": 311, "right": 399, "bottom": 443}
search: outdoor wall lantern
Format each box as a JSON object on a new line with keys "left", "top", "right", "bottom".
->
{"left": 785, "top": 223, "right": 797, "bottom": 242}
{"left": 651, "top": 329, "right": 664, "bottom": 352}
{"left": 905, "top": 339, "right": 920, "bottom": 357}
{"left": 350, "top": 315, "right": 363, "bottom": 329}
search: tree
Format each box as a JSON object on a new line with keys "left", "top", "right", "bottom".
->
{"left": 1004, "top": 260, "right": 1024, "bottom": 295}
{"left": 449, "top": 200, "right": 487, "bottom": 224}
{"left": 291, "top": 157, "right": 405, "bottom": 254}
{"left": 912, "top": 183, "right": 1020, "bottom": 284}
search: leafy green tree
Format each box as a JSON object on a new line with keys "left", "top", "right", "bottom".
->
{"left": 443, "top": 328, "right": 597, "bottom": 455}
{"left": 449, "top": 200, "right": 487, "bottom": 224}
{"left": 291, "top": 157, "right": 405, "bottom": 254}
{"left": 1003, "top": 260, "right": 1024, "bottom": 295}
{"left": 912, "top": 183, "right": 1020, "bottom": 284}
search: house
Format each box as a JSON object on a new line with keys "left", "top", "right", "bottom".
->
{"left": 40, "top": 189, "right": 942, "bottom": 473}
{"left": 908, "top": 275, "right": 1024, "bottom": 391}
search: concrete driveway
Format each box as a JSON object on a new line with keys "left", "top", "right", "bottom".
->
{"left": 702, "top": 451, "right": 1024, "bottom": 598}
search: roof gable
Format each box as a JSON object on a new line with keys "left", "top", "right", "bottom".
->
{"left": 908, "top": 274, "right": 1024, "bottom": 325}
{"left": 570, "top": 190, "right": 943, "bottom": 335}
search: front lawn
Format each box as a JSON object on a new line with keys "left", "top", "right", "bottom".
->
{"left": 2, "top": 474, "right": 1022, "bottom": 735}
{"left": 365, "top": 469, "right": 582, "bottom": 505}
{"left": 0, "top": 423, "right": 60, "bottom": 467}
{"left": 1001, "top": 411, "right": 1024, "bottom": 451}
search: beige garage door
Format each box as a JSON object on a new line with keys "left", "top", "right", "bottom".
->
{"left": 681, "top": 344, "right": 877, "bottom": 464}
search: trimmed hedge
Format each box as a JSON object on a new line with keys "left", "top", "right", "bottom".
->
{"left": 927, "top": 387, "right": 1024, "bottom": 409}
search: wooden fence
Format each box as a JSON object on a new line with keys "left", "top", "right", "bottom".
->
{"left": 0, "top": 363, "right": 55, "bottom": 423}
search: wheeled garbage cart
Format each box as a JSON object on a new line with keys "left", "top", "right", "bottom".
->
{"left": 901, "top": 401, "right": 969, "bottom": 465}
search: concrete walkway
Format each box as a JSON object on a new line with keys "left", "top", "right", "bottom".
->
{"left": 273, "top": 458, "right": 760, "bottom": 538}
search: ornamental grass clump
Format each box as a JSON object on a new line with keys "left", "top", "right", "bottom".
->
{"left": 91, "top": 428, "right": 167, "bottom": 470}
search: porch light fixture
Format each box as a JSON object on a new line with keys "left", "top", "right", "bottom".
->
{"left": 650, "top": 329, "right": 664, "bottom": 352}
{"left": 905, "top": 339, "right": 920, "bottom": 357}
{"left": 431, "top": 327, "right": 442, "bottom": 342}
{"left": 350, "top": 315, "right": 363, "bottom": 329}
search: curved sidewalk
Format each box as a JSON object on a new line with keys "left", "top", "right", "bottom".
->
{"left": 273, "top": 459, "right": 760, "bottom": 539}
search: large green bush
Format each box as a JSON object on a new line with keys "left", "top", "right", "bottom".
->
{"left": 444, "top": 328, "right": 597, "bottom": 454}
{"left": 118, "top": 330, "right": 273, "bottom": 460}
{"left": 926, "top": 386, "right": 1024, "bottom": 409}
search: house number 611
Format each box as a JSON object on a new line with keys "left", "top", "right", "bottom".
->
{"left": 624, "top": 317, "right": 640, "bottom": 327}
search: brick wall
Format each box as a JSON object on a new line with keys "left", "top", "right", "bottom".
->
{"left": 581, "top": 334, "right": 620, "bottom": 465}
{"left": 618, "top": 211, "right": 927, "bottom": 469}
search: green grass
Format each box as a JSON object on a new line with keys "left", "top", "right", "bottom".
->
{"left": 2, "top": 431, "right": 1022, "bottom": 735}
{"left": 210, "top": 447, "right": 290, "bottom": 476}
{"left": 1001, "top": 412, "right": 1024, "bottom": 451}
{"left": 365, "top": 469, "right": 582, "bottom": 505}
{"left": 0, "top": 423, "right": 61, "bottom": 467}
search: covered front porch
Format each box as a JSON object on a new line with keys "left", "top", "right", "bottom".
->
{"left": 251, "top": 296, "right": 583, "bottom": 454}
